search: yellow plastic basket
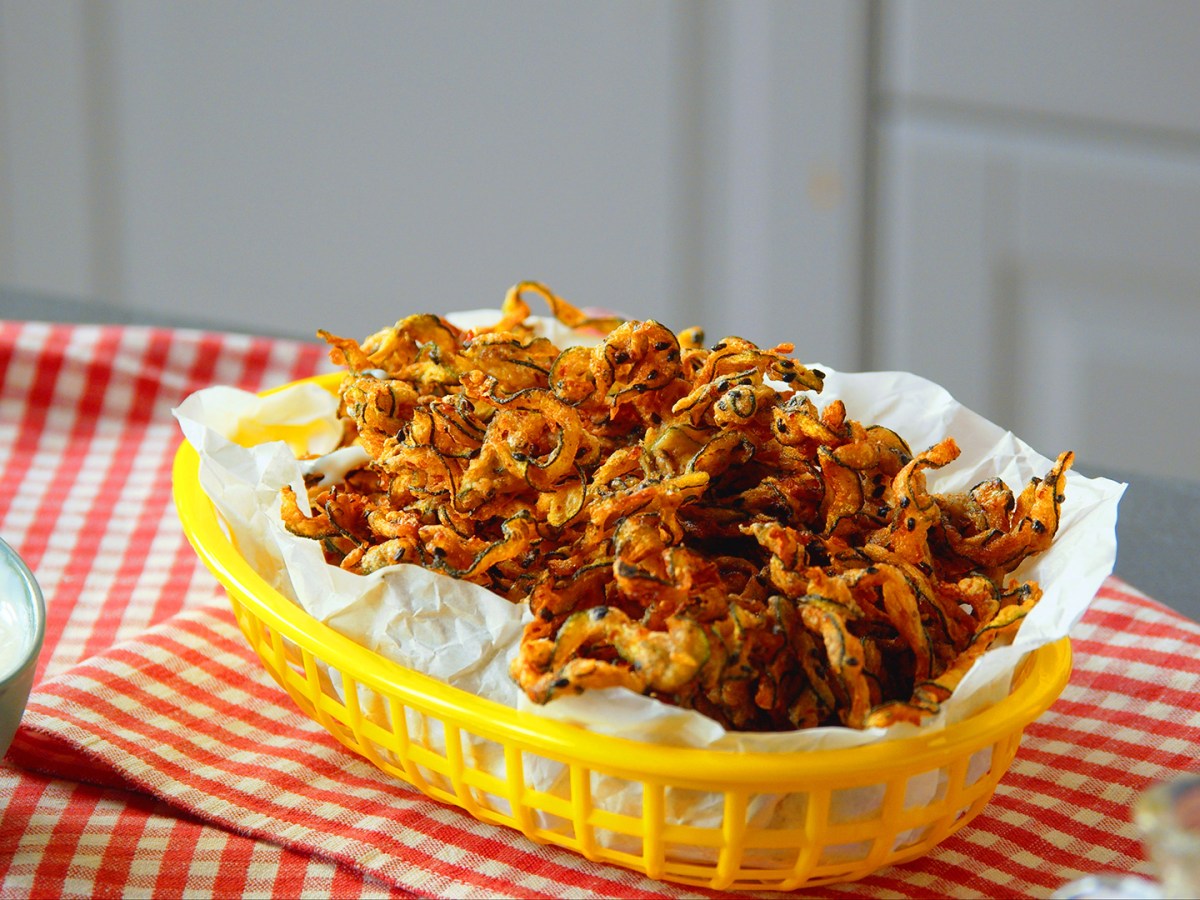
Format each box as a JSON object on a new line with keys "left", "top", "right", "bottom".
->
{"left": 172, "top": 373, "right": 1072, "bottom": 892}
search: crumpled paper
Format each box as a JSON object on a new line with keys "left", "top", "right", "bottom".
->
{"left": 173, "top": 310, "right": 1124, "bottom": 855}
{"left": 174, "top": 311, "right": 1124, "bottom": 751}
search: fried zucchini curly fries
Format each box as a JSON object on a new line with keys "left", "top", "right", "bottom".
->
{"left": 284, "top": 281, "right": 1073, "bottom": 731}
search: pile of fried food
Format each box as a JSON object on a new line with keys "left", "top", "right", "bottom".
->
{"left": 282, "top": 282, "right": 1073, "bottom": 731}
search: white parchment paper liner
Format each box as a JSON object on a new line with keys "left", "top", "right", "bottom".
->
{"left": 174, "top": 311, "right": 1124, "bottom": 857}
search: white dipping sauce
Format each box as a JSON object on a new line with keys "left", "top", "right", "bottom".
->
{"left": 0, "top": 554, "right": 33, "bottom": 680}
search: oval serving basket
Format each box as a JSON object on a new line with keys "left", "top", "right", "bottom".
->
{"left": 171, "top": 374, "right": 1072, "bottom": 892}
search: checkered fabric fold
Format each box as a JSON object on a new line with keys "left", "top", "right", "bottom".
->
{"left": 7, "top": 577, "right": 1200, "bottom": 898}
{"left": 8, "top": 601, "right": 696, "bottom": 899}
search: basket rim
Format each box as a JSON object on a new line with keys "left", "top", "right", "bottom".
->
{"left": 172, "top": 373, "right": 1073, "bottom": 789}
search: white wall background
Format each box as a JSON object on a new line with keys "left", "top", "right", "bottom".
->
{"left": 3, "top": 0, "right": 1199, "bottom": 481}
{"left": 0, "top": 0, "right": 867, "bottom": 366}
{"left": 870, "top": 1, "right": 1200, "bottom": 482}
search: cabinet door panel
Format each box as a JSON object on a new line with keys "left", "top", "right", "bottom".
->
{"left": 1008, "top": 150, "right": 1200, "bottom": 477}
{"left": 874, "top": 123, "right": 1200, "bottom": 479}
{"left": 881, "top": 0, "right": 1200, "bottom": 138}
{"left": 872, "top": 124, "right": 1014, "bottom": 415}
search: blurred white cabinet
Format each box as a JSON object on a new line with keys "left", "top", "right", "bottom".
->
{"left": 0, "top": 1, "right": 869, "bottom": 368}
{"left": 873, "top": 1, "right": 1200, "bottom": 478}
{"left": 6, "top": 1, "right": 1200, "bottom": 479}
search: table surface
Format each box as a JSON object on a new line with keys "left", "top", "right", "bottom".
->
{"left": 2, "top": 290, "right": 1199, "bottom": 898}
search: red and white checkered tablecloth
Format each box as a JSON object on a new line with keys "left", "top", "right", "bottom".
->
{"left": 1, "top": 319, "right": 1198, "bottom": 899}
